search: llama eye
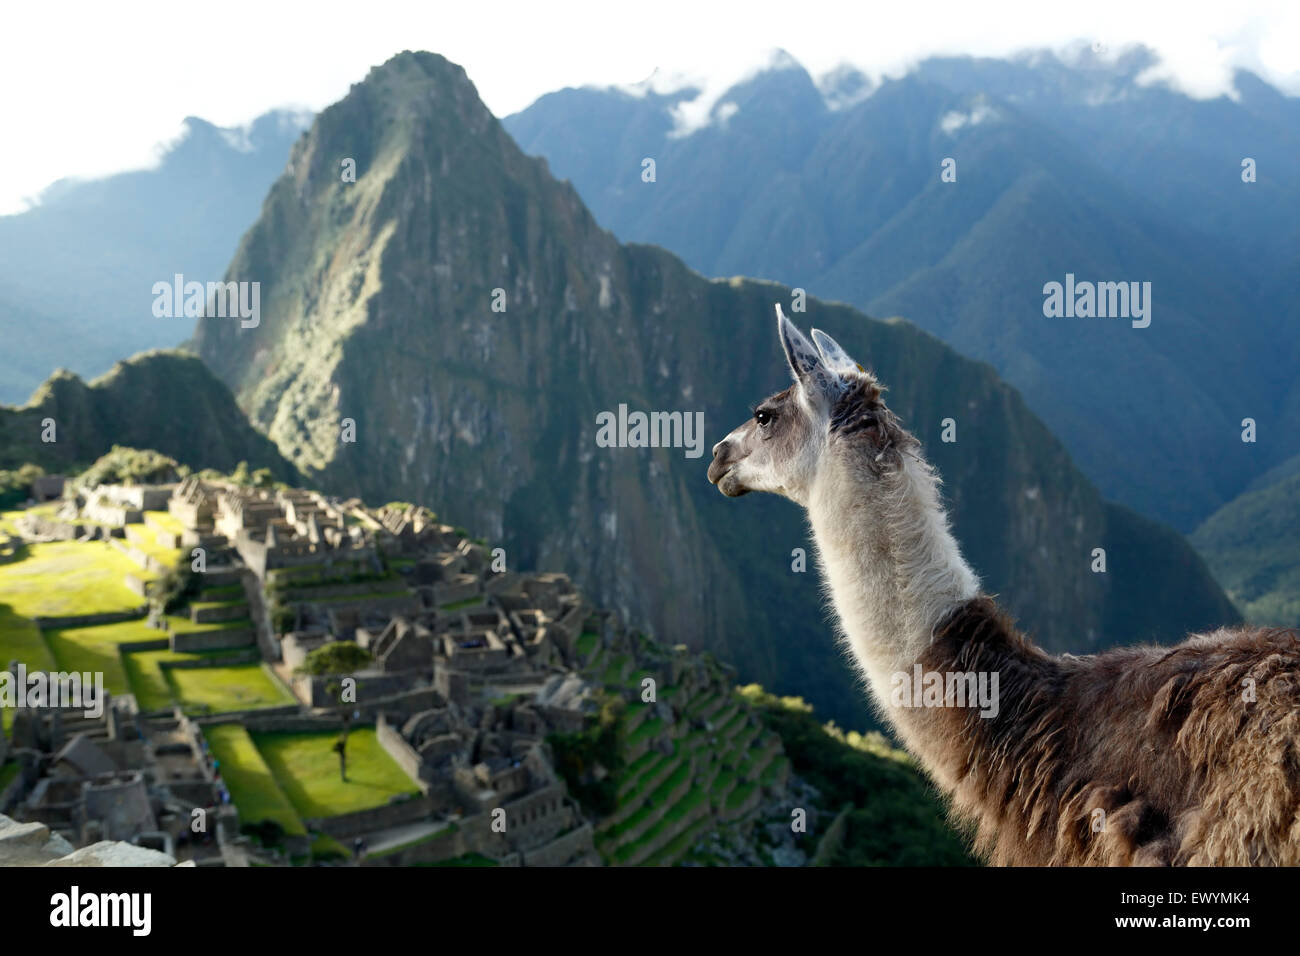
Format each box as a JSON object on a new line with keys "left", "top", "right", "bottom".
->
{"left": 754, "top": 409, "right": 773, "bottom": 426}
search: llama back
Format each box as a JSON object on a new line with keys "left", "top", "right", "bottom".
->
{"left": 911, "top": 600, "right": 1300, "bottom": 866}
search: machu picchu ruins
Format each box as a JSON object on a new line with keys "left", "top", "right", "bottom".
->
{"left": 1, "top": 469, "right": 809, "bottom": 867}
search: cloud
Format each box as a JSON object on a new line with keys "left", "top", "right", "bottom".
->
{"left": 0, "top": 0, "right": 1296, "bottom": 214}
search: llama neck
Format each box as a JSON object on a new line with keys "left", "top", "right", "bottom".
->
{"left": 808, "top": 452, "right": 980, "bottom": 722}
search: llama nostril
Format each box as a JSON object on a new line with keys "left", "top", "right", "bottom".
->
{"left": 712, "top": 440, "right": 726, "bottom": 459}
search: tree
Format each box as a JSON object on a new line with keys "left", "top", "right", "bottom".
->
{"left": 76, "top": 446, "right": 177, "bottom": 488}
{"left": 294, "top": 641, "right": 372, "bottom": 677}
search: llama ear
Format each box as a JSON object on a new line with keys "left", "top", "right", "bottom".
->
{"left": 810, "top": 328, "right": 859, "bottom": 377}
{"left": 776, "top": 304, "right": 824, "bottom": 382}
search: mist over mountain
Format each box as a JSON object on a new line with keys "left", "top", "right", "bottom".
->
{"left": 0, "top": 110, "right": 312, "bottom": 404}
{"left": 504, "top": 47, "right": 1300, "bottom": 533}
{"left": 192, "top": 51, "right": 1237, "bottom": 728}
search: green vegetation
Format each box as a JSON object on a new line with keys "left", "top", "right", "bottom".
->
{"left": 251, "top": 729, "right": 420, "bottom": 818}
{"left": 438, "top": 597, "right": 484, "bottom": 611}
{"left": 0, "top": 356, "right": 302, "bottom": 486}
{"left": 227, "top": 461, "right": 275, "bottom": 489}
{"left": 0, "top": 760, "right": 20, "bottom": 793}
{"left": 127, "top": 525, "right": 182, "bottom": 568}
{"left": 0, "top": 510, "right": 23, "bottom": 536}
{"left": 143, "top": 509, "right": 185, "bottom": 536}
{"left": 1193, "top": 470, "right": 1300, "bottom": 628}
{"left": 0, "top": 464, "right": 44, "bottom": 509}
{"left": 44, "top": 618, "right": 163, "bottom": 694}
{"left": 166, "top": 663, "right": 295, "bottom": 715}
{"left": 295, "top": 641, "right": 372, "bottom": 676}
{"left": 169, "top": 615, "right": 253, "bottom": 635}
{"left": 197, "top": 584, "right": 244, "bottom": 600}
{"left": 739, "top": 685, "right": 977, "bottom": 866}
{"left": 204, "top": 723, "right": 307, "bottom": 837}
{"left": 549, "top": 693, "right": 625, "bottom": 816}
{"left": 44, "top": 614, "right": 256, "bottom": 704}
{"left": 0, "top": 538, "right": 144, "bottom": 673}
{"left": 309, "top": 832, "right": 351, "bottom": 862}
{"left": 0, "top": 539, "right": 143, "bottom": 619}
{"left": 123, "top": 647, "right": 280, "bottom": 713}
{"left": 191, "top": 597, "right": 247, "bottom": 612}
{"left": 0, "top": 605, "right": 53, "bottom": 671}
{"left": 75, "top": 446, "right": 178, "bottom": 489}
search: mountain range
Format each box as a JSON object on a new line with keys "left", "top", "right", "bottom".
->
{"left": 0, "top": 110, "right": 311, "bottom": 405}
{"left": 503, "top": 46, "right": 1300, "bottom": 534}
{"left": 0, "top": 351, "right": 298, "bottom": 482}
{"left": 187, "top": 51, "right": 1239, "bottom": 728}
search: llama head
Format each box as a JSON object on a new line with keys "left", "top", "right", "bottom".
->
{"left": 707, "top": 304, "right": 913, "bottom": 506}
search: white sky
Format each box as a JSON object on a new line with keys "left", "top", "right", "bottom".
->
{"left": 0, "top": 0, "right": 1296, "bottom": 215}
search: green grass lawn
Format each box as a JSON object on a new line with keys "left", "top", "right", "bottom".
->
{"left": 0, "top": 605, "right": 53, "bottom": 672}
{"left": 204, "top": 723, "right": 307, "bottom": 836}
{"left": 168, "top": 615, "right": 253, "bottom": 635}
{"left": 44, "top": 615, "right": 252, "bottom": 702}
{"left": 123, "top": 648, "right": 279, "bottom": 713}
{"left": 197, "top": 584, "right": 244, "bottom": 600}
{"left": 122, "top": 648, "right": 186, "bottom": 711}
{"left": 44, "top": 617, "right": 160, "bottom": 695}
{"left": 0, "top": 510, "right": 25, "bottom": 535}
{"left": 129, "top": 529, "right": 182, "bottom": 569}
{"left": 0, "top": 539, "right": 147, "bottom": 672}
{"left": 167, "top": 663, "right": 295, "bottom": 716}
{"left": 143, "top": 510, "right": 185, "bottom": 536}
{"left": 252, "top": 728, "right": 420, "bottom": 819}
{"left": 0, "top": 539, "right": 144, "bottom": 619}
{"left": 191, "top": 597, "right": 248, "bottom": 611}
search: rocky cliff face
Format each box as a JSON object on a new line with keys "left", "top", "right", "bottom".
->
{"left": 194, "top": 52, "right": 1238, "bottom": 727}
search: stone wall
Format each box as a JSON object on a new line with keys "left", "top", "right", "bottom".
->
{"left": 34, "top": 608, "right": 146, "bottom": 630}
{"left": 376, "top": 713, "right": 430, "bottom": 791}
{"left": 115, "top": 637, "right": 171, "bottom": 654}
{"left": 362, "top": 821, "right": 464, "bottom": 866}
{"left": 306, "top": 792, "right": 443, "bottom": 840}
{"left": 170, "top": 627, "right": 255, "bottom": 653}
{"left": 124, "top": 573, "right": 153, "bottom": 598}
{"left": 431, "top": 578, "right": 480, "bottom": 606}
{"left": 191, "top": 602, "right": 250, "bottom": 624}
{"left": 244, "top": 714, "right": 346, "bottom": 734}
{"left": 101, "top": 484, "right": 174, "bottom": 511}
{"left": 294, "top": 671, "right": 419, "bottom": 708}
{"left": 521, "top": 822, "right": 597, "bottom": 866}
{"left": 109, "top": 537, "right": 169, "bottom": 576}
{"left": 192, "top": 703, "right": 303, "bottom": 728}
{"left": 307, "top": 593, "right": 422, "bottom": 618}
{"left": 353, "top": 687, "right": 439, "bottom": 723}
{"left": 191, "top": 565, "right": 244, "bottom": 589}
{"left": 275, "top": 579, "right": 409, "bottom": 603}
{"left": 158, "top": 649, "right": 261, "bottom": 670}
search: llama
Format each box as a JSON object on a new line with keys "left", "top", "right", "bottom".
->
{"left": 707, "top": 305, "right": 1300, "bottom": 866}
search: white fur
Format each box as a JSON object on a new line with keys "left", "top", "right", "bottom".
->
{"left": 809, "top": 451, "right": 979, "bottom": 711}
{"left": 714, "top": 313, "right": 980, "bottom": 755}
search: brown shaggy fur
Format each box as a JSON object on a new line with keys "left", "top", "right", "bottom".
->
{"left": 907, "top": 597, "right": 1300, "bottom": 865}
